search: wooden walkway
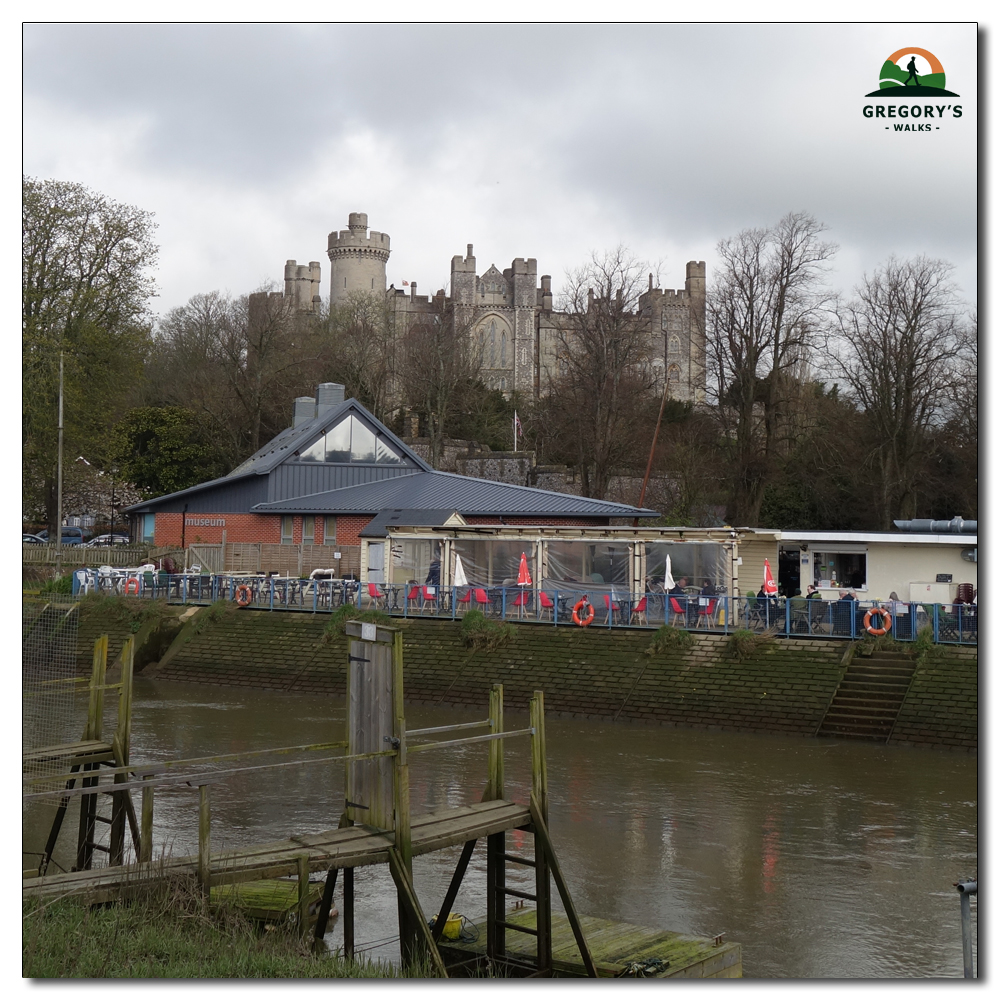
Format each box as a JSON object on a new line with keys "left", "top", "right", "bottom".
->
{"left": 23, "top": 799, "right": 530, "bottom": 903}
{"left": 439, "top": 909, "right": 742, "bottom": 978}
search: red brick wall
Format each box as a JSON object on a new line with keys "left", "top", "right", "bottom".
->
{"left": 153, "top": 511, "right": 377, "bottom": 548}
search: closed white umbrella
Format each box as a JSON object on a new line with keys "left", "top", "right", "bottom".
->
{"left": 664, "top": 555, "right": 676, "bottom": 591}
{"left": 453, "top": 554, "right": 469, "bottom": 588}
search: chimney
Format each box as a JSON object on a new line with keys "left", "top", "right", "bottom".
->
{"left": 316, "top": 382, "right": 345, "bottom": 415}
{"left": 293, "top": 396, "right": 316, "bottom": 427}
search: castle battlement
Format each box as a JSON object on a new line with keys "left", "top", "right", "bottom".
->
{"left": 327, "top": 211, "right": 391, "bottom": 303}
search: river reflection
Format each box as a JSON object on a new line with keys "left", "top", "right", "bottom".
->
{"left": 25, "top": 677, "right": 977, "bottom": 978}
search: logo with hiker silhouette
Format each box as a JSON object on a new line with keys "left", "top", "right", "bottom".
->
{"left": 865, "top": 47, "right": 959, "bottom": 97}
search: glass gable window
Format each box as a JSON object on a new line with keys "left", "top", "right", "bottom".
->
{"left": 142, "top": 514, "right": 155, "bottom": 544}
{"left": 297, "top": 415, "right": 407, "bottom": 465}
{"left": 280, "top": 516, "right": 294, "bottom": 544}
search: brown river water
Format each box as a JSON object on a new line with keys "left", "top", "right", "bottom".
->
{"left": 25, "top": 676, "right": 978, "bottom": 978}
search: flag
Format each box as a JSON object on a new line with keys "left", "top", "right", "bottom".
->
{"left": 453, "top": 554, "right": 468, "bottom": 588}
{"left": 763, "top": 558, "right": 778, "bottom": 595}
{"left": 517, "top": 551, "right": 532, "bottom": 587}
{"left": 514, "top": 411, "right": 523, "bottom": 446}
{"left": 664, "top": 555, "right": 676, "bottom": 591}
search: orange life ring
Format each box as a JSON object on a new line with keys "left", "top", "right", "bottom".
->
{"left": 864, "top": 608, "right": 892, "bottom": 636}
{"left": 235, "top": 584, "right": 253, "bottom": 607}
{"left": 572, "top": 597, "right": 595, "bottom": 627}
{"left": 124, "top": 577, "right": 141, "bottom": 595}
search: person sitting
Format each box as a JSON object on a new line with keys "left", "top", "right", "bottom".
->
{"left": 669, "top": 576, "right": 692, "bottom": 623}
{"left": 805, "top": 584, "right": 821, "bottom": 599}
{"left": 884, "top": 590, "right": 910, "bottom": 639}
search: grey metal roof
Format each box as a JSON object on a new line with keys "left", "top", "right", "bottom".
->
{"left": 359, "top": 509, "right": 465, "bottom": 538}
{"left": 251, "top": 470, "right": 659, "bottom": 518}
{"left": 122, "top": 396, "right": 431, "bottom": 514}
{"left": 227, "top": 398, "right": 431, "bottom": 477}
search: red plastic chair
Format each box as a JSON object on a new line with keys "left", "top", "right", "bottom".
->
{"left": 696, "top": 598, "right": 717, "bottom": 628}
{"left": 630, "top": 595, "right": 648, "bottom": 625}
{"left": 473, "top": 588, "right": 491, "bottom": 613}
{"left": 668, "top": 596, "right": 687, "bottom": 627}
{"left": 603, "top": 594, "right": 621, "bottom": 624}
{"left": 421, "top": 585, "right": 438, "bottom": 611}
{"left": 367, "top": 582, "right": 385, "bottom": 609}
{"left": 512, "top": 589, "right": 531, "bottom": 618}
{"left": 457, "top": 587, "right": 472, "bottom": 605}
{"left": 406, "top": 585, "right": 421, "bottom": 612}
{"left": 538, "top": 591, "right": 555, "bottom": 622}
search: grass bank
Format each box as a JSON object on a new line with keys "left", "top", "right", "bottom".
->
{"left": 22, "top": 879, "right": 417, "bottom": 979}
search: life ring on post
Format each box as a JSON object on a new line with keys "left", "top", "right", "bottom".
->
{"left": 572, "top": 597, "right": 595, "bottom": 627}
{"left": 235, "top": 584, "right": 253, "bottom": 608}
{"left": 864, "top": 608, "right": 892, "bottom": 636}
{"left": 124, "top": 577, "right": 141, "bottom": 595}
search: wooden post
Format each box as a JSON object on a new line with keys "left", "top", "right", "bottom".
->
{"left": 486, "top": 683, "right": 505, "bottom": 964}
{"left": 198, "top": 784, "right": 211, "bottom": 892}
{"left": 87, "top": 636, "right": 108, "bottom": 741}
{"left": 140, "top": 779, "right": 154, "bottom": 863}
{"left": 391, "top": 628, "right": 416, "bottom": 966}
{"left": 75, "top": 763, "right": 98, "bottom": 871}
{"left": 110, "top": 634, "right": 134, "bottom": 868}
{"left": 529, "top": 794, "right": 598, "bottom": 978}
{"left": 343, "top": 867, "right": 355, "bottom": 961}
{"left": 387, "top": 847, "right": 448, "bottom": 978}
{"left": 297, "top": 853, "right": 310, "bottom": 937}
{"left": 530, "top": 691, "right": 552, "bottom": 973}
{"left": 432, "top": 839, "right": 477, "bottom": 944}
{"left": 314, "top": 868, "right": 339, "bottom": 946}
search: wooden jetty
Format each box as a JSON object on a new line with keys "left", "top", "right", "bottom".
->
{"left": 24, "top": 620, "right": 741, "bottom": 978}
{"left": 438, "top": 909, "right": 742, "bottom": 978}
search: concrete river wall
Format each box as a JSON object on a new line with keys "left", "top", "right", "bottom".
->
{"left": 77, "top": 603, "right": 977, "bottom": 752}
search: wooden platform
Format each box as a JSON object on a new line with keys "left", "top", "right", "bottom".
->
{"left": 23, "top": 739, "right": 115, "bottom": 767}
{"left": 438, "top": 908, "right": 742, "bottom": 978}
{"left": 23, "top": 799, "right": 530, "bottom": 903}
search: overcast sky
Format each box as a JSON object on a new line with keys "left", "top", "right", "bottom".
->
{"left": 23, "top": 21, "right": 978, "bottom": 317}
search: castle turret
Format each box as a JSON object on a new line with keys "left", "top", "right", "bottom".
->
{"left": 283, "top": 259, "right": 322, "bottom": 312}
{"left": 327, "top": 212, "right": 391, "bottom": 305}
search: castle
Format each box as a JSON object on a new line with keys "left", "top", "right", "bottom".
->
{"left": 277, "top": 212, "right": 706, "bottom": 404}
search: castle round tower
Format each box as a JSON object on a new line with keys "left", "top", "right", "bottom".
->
{"left": 327, "top": 212, "right": 391, "bottom": 305}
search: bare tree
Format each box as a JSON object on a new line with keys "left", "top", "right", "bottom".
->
{"left": 544, "top": 247, "right": 657, "bottom": 499}
{"left": 833, "top": 256, "right": 967, "bottom": 528}
{"left": 326, "top": 291, "right": 397, "bottom": 423}
{"left": 707, "top": 212, "right": 837, "bottom": 525}
{"left": 399, "top": 294, "right": 483, "bottom": 467}
{"left": 149, "top": 288, "right": 322, "bottom": 466}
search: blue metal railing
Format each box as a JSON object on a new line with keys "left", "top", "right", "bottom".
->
{"left": 70, "top": 571, "right": 977, "bottom": 645}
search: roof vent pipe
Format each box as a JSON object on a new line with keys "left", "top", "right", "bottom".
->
{"left": 317, "top": 382, "right": 345, "bottom": 415}
{"left": 893, "top": 517, "right": 978, "bottom": 534}
{"left": 293, "top": 396, "right": 316, "bottom": 427}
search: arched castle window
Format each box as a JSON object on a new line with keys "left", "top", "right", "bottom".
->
{"left": 489, "top": 320, "right": 496, "bottom": 366}
{"left": 667, "top": 364, "right": 681, "bottom": 382}
{"left": 500, "top": 332, "right": 507, "bottom": 367}
{"left": 668, "top": 335, "right": 681, "bottom": 354}
{"left": 500, "top": 377, "right": 507, "bottom": 391}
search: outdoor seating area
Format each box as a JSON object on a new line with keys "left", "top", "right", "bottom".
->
{"left": 75, "top": 570, "right": 977, "bottom": 645}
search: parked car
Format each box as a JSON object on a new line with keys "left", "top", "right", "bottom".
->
{"left": 22, "top": 533, "right": 46, "bottom": 544}
{"left": 83, "top": 533, "right": 131, "bottom": 547}
{"left": 35, "top": 527, "right": 88, "bottom": 546}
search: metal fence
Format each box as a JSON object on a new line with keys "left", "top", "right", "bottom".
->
{"left": 87, "top": 572, "right": 978, "bottom": 646}
{"left": 22, "top": 598, "right": 85, "bottom": 781}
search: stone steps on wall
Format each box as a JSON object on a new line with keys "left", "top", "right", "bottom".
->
{"left": 816, "top": 653, "right": 917, "bottom": 742}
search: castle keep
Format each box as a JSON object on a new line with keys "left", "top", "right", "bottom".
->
{"left": 280, "top": 212, "right": 706, "bottom": 404}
